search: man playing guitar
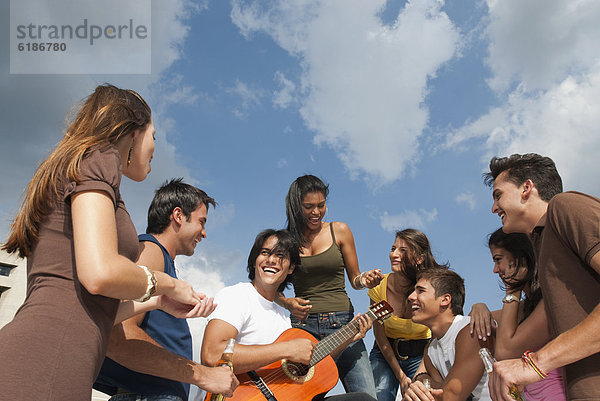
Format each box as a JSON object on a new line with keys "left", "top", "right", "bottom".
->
{"left": 201, "top": 229, "right": 377, "bottom": 401}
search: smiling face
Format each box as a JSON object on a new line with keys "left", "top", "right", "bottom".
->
{"left": 491, "top": 171, "right": 530, "bottom": 233}
{"left": 389, "top": 237, "right": 410, "bottom": 273}
{"left": 176, "top": 203, "right": 208, "bottom": 256}
{"left": 252, "top": 235, "right": 295, "bottom": 300}
{"left": 489, "top": 245, "right": 527, "bottom": 286}
{"left": 408, "top": 278, "right": 441, "bottom": 326}
{"left": 301, "top": 191, "right": 326, "bottom": 230}
{"left": 125, "top": 119, "right": 155, "bottom": 182}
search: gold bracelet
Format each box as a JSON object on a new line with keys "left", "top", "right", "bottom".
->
{"left": 134, "top": 265, "right": 157, "bottom": 302}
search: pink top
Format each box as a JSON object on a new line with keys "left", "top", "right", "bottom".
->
{"left": 523, "top": 368, "right": 566, "bottom": 401}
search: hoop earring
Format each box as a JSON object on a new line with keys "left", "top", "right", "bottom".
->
{"left": 127, "top": 145, "right": 133, "bottom": 166}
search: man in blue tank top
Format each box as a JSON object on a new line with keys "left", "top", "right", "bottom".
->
{"left": 94, "top": 178, "right": 236, "bottom": 401}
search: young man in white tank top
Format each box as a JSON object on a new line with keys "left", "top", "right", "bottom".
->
{"left": 401, "top": 268, "right": 491, "bottom": 401}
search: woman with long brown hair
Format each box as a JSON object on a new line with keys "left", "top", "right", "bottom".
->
{"left": 0, "top": 85, "right": 223, "bottom": 399}
{"left": 368, "top": 229, "right": 446, "bottom": 401}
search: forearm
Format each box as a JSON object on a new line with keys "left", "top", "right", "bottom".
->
{"left": 223, "top": 343, "right": 295, "bottom": 374}
{"left": 274, "top": 292, "right": 289, "bottom": 309}
{"left": 534, "top": 302, "right": 600, "bottom": 373}
{"left": 114, "top": 299, "right": 160, "bottom": 324}
{"left": 494, "top": 296, "right": 521, "bottom": 359}
{"left": 107, "top": 323, "right": 203, "bottom": 385}
{"left": 374, "top": 325, "right": 406, "bottom": 381}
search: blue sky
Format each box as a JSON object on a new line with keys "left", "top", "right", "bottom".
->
{"left": 3, "top": 0, "right": 600, "bottom": 397}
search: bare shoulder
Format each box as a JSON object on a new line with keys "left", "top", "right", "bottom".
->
{"left": 456, "top": 324, "right": 482, "bottom": 351}
{"left": 138, "top": 241, "right": 165, "bottom": 272}
{"left": 331, "top": 221, "right": 353, "bottom": 238}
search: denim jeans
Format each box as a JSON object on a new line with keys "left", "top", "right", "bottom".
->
{"left": 291, "top": 311, "right": 377, "bottom": 398}
{"left": 109, "top": 394, "right": 184, "bottom": 401}
{"left": 369, "top": 345, "right": 422, "bottom": 401}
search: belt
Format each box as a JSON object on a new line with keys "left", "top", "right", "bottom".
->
{"left": 386, "top": 337, "right": 429, "bottom": 360}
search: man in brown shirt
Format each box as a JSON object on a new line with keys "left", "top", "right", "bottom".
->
{"left": 482, "top": 153, "right": 600, "bottom": 401}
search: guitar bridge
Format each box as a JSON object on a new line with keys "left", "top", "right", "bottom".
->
{"left": 280, "top": 359, "right": 315, "bottom": 382}
{"left": 247, "top": 370, "right": 278, "bottom": 401}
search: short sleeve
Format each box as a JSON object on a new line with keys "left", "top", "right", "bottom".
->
{"left": 547, "top": 192, "right": 600, "bottom": 265}
{"left": 63, "top": 144, "right": 122, "bottom": 207}
{"left": 209, "top": 284, "right": 248, "bottom": 333}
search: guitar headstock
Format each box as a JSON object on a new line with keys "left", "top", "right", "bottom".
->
{"left": 368, "top": 300, "right": 393, "bottom": 323}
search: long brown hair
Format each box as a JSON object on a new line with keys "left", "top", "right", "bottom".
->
{"left": 395, "top": 228, "right": 449, "bottom": 299}
{"left": 3, "top": 84, "right": 150, "bottom": 257}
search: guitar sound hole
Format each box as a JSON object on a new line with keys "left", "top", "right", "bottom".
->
{"left": 286, "top": 362, "right": 310, "bottom": 377}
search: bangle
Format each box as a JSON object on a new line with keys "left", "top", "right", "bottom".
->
{"left": 413, "top": 372, "right": 430, "bottom": 382}
{"left": 522, "top": 350, "right": 548, "bottom": 379}
{"left": 134, "top": 265, "right": 157, "bottom": 302}
{"left": 353, "top": 272, "right": 365, "bottom": 289}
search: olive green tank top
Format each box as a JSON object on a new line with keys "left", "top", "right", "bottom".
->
{"left": 292, "top": 223, "right": 352, "bottom": 313}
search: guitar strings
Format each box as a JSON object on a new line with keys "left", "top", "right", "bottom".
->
{"left": 236, "top": 308, "right": 385, "bottom": 391}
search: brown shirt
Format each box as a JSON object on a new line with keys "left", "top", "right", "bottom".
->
{"left": 532, "top": 191, "right": 600, "bottom": 401}
{"left": 0, "top": 143, "right": 139, "bottom": 400}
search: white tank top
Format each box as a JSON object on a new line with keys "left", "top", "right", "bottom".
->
{"left": 427, "top": 315, "right": 491, "bottom": 401}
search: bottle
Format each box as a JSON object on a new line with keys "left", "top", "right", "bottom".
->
{"left": 479, "top": 348, "right": 523, "bottom": 401}
{"left": 209, "top": 339, "right": 235, "bottom": 401}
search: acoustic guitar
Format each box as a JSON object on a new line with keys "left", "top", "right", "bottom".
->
{"left": 205, "top": 300, "right": 393, "bottom": 401}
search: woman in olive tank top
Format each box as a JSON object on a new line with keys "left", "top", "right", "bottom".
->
{"left": 276, "top": 174, "right": 383, "bottom": 397}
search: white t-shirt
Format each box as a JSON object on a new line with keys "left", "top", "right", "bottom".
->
{"left": 209, "top": 282, "right": 291, "bottom": 345}
{"left": 427, "top": 315, "right": 491, "bottom": 401}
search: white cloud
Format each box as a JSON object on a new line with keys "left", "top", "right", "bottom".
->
{"left": 273, "top": 71, "right": 297, "bottom": 109}
{"left": 485, "top": 0, "right": 600, "bottom": 92}
{"left": 380, "top": 208, "right": 438, "bottom": 232}
{"left": 226, "top": 79, "right": 265, "bottom": 119}
{"left": 277, "top": 158, "right": 288, "bottom": 168}
{"left": 448, "top": 0, "right": 600, "bottom": 196}
{"left": 456, "top": 192, "right": 476, "bottom": 211}
{"left": 231, "top": 0, "right": 461, "bottom": 185}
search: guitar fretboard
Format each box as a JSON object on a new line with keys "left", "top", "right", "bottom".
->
{"left": 309, "top": 309, "right": 377, "bottom": 366}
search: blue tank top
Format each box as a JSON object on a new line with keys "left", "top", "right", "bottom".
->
{"left": 94, "top": 234, "right": 193, "bottom": 400}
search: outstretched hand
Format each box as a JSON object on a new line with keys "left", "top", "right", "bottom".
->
{"left": 157, "top": 293, "right": 216, "bottom": 319}
{"left": 362, "top": 269, "right": 384, "bottom": 289}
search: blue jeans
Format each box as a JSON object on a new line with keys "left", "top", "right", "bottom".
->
{"left": 291, "top": 311, "right": 377, "bottom": 398}
{"left": 369, "top": 345, "right": 422, "bottom": 401}
{"left": 109, "top": 395, "right": 183, "bottom": 401}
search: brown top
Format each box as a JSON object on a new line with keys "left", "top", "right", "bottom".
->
{"left": 0, "top": 143, "right": 140, "bottom": 400}
{"left": 531, "top": 191, "right": 600, "bottom": 400}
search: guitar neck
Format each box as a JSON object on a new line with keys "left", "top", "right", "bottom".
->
{"left": 310, "top": 309, "right": 377, "bottom": 366}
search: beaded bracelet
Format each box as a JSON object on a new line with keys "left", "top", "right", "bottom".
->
{"left": 522, "top": 350, "right": 548, "bottom": 379}
{"left": 413, "top": 372, "right": 430, "bottom": 382}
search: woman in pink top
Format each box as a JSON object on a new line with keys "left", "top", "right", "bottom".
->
{"left": 469, "top": 228, "right": 566, "bottom": 401}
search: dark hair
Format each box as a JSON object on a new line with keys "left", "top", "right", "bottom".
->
{"left": 417, "top": 267, "right": 465, "bottom": 315}
{"left": 247, "top": 229, "right": 301, "bottom": 292}
{"left": 395, "top": 228, "right": 449, "bottom": 298}
{"left": 146, "top": 178, "right": 216, "bottom": 234}
{"left": 483, "top": 153, "right": 563, "bottom": 202}
{"left": 488, "top": 228, "right": 541, "bottom": 321}
{"left": 285, "top": 175, "right": 329, "bottom": 246}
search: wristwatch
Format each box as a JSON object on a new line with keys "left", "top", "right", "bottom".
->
{"left": 502, "top": 293, "right": 520, "bottom": 304}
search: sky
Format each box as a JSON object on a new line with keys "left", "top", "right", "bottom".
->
{"left": 2, "top": 0, "right": 600, "bottom": 398}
